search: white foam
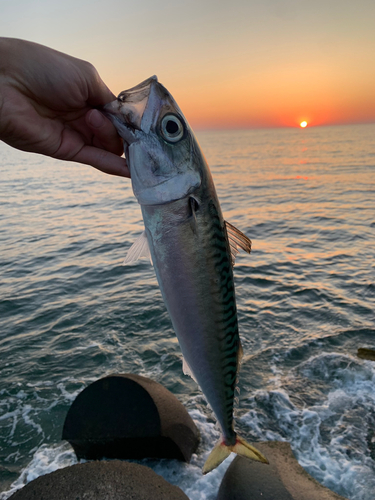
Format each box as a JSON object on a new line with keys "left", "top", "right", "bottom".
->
{"left": 0, "top": 442, "right": 77, "bottom": 500}
{"left": 0, "top": 409, "right": 233, "bottom": 500}
{"left": 241, "top": 354, "right": 375, "bottom": 500}
{"left": 137, "top": 409, "right": 235, "bottom": 500}
{"left": 21, "top": 405, "right": 44, "bottom": 436}
{"left": 2, "top": 354, "right": 374, "bottom": 500}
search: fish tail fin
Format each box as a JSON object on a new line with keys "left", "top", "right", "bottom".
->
{"left": 202, "top": 440, "right": 231, "bottom": 474}
{"left": 233, "top": 436, "right": 269, "bottom": 464}
{"left": 202, "top": 435, "right": 268, "bottom": 474}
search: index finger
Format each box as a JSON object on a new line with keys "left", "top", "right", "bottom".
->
{"left": 72, "top": 144, "right": 130, "bottom": 177}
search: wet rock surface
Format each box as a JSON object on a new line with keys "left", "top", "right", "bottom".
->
{"left": 357, "top": 347, "right": 375, "bottom": 361}
{"left": 8, "top": 460, "right": 189, "bottom": 500}
{"left": 62, "top": 374, "right": 199, "bottom": 462}
{"left": 217, "top": 441, "right": 348, "bottom": 500}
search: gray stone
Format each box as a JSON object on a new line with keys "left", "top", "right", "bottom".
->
{"left": 217, "top": 441, "right": 348, "bottom": 500}
{"left": 8, "top": 460, "right": 189, "bottom": 500}
{"left": 62, "top": 374, "right": 199, "bottom": 462}
{"left": 357, "top": 347, "right": 375, "bottom": 361}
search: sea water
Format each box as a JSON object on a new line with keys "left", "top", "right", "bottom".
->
{"left": 0, "top": 124, "right": 374, "bottom": 499}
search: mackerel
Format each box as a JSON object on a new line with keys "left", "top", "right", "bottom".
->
{"left": 103, "top": 76, "right": 268, "bottom": 473}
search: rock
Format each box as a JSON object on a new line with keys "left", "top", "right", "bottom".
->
{"left": 62, "top": 374, "right": 199, "bottom": 462}
{"left": 217, "top": 441, "right": 348, "bottom": 500}
{"left": 357, "top": 348, "right": 375, "bottom": 361}
{"left": 8, "top": 460, "right": 189, "bottom": 500}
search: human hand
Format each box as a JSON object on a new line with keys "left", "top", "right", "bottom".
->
{"left": 0, "top": 38, "right": 129, "bottom": 177}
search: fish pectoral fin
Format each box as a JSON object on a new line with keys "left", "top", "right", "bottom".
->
{"left": 224, "top": 221, "right": 252, "bottom": 267}
{"left": 202, "top": 435, "right": 268, "bottom": 474}
{"left": 123, "top": 230, "right": 153, "bottom": 265}
{"left": 182, "top": 357, "right": 198, "bottom": 383}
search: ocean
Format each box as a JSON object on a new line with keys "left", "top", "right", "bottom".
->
{"left": 0, "top": 124, "right": 374, "bottom": 499}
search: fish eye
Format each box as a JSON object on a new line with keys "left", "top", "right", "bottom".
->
{"left": 117, "top": 92, "right": 126, "bottom": 102}
{"left": 160, "top": 114, "right": 185, "bottom": 143}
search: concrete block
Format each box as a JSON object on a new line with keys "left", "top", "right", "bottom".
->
{"left": 62, "top": 374, "right": 199, "bottom": 462}
{"left": 8, "top": 460, "right": 189, "bottom": 500}
{"left": 217, "top": 441, "right": 348, "bottom": 500}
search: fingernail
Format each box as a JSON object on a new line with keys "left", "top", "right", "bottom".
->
{"left": 88, "top": 109, "right": 105, "bottom": 128}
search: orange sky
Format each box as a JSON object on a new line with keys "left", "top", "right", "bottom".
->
{"left": 2, "top": 0, "right": 375, "bottom": 129}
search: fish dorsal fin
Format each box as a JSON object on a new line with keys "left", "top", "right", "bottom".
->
{"left": 225, "top": 221, "right": 252, "bottom": 267}
{"left": 123, "top": 230, "right": 153, "bottom": 265}
{"left": 182, "top": 357, "right": 198, "bottom": 383}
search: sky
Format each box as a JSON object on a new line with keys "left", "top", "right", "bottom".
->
{"left": 1, "top": 0, "right": 375, "bottom": 129}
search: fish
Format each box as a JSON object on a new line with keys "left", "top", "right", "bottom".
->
{"left": 103, "top": 76, "right": 268, "bottom": 473}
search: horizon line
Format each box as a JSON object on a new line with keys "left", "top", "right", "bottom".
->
{"left": 192, "top": 120, "right": 375, "bottom": 132}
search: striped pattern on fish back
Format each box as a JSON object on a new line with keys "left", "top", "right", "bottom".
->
{"left": 204, "top": 199, "right": 239, "bottom": 442}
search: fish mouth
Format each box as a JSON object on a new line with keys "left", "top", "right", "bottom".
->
{"left": 103, "top": 75, "right": 158, "bottom": 144}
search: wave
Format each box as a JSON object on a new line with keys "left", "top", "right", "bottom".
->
{"left": 241, "top": 352, "right": 375, "bottom": 500}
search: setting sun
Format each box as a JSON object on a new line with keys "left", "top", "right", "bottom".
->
{"left": 300, "top": 121, "right": 308, "bottom": 128}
